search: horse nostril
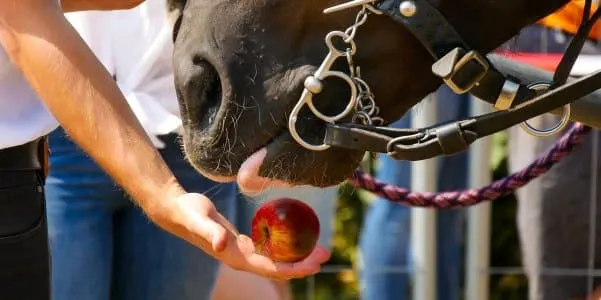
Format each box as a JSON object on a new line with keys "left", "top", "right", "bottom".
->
{"left": 172, "top": 14, "right": 183, "bottom": 42}
{"left": 192, "top": 54, "right": 204, "bottom": 66}
{"left": 185, "top": 56, "right": 223, "bottom": 130}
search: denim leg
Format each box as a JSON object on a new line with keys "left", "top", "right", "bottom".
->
{"left": 45, "top": 128, "right": 120, "bottom": 300}
{"left": 111, "top": 133, "right": 236, "bottom": 300}
{"left": 359, "top": 86, "right": 468, "bottom": 300}
{"left": 47, "top": 130, "right": 237, "bottom": 300}
{"left": 46, "top": 183, "right": 118, "bottom": 300}
{"left": 359, "top": 113, "right": 413, "bottom": 300}
{"left": 359, "top": 198, "right": 412, "bottom": 299}
{"left": 435, "top": 86, "right": 468, "bottom": 300}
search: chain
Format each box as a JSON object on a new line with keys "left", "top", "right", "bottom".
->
{"left": 343, "top": 6, "right": 370, "bottom": 42}
{"left": 352, "top": 74, "right": 384, "bottom": 126}
{"left": 335, "top": 6, "right": 385, "bottom": 126}
{"left": 288, "top": 4, "right": 386, "bottom": 151}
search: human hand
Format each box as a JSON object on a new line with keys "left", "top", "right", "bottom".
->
{"left": 147, "top": 192, "right": 331, "bottom": 280}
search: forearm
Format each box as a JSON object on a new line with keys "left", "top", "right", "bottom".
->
{"left": 59, "top": 0, "right": 144, "bottom": 12}
{"left": 0, "top": 4, "right": 183, "bottom": 212}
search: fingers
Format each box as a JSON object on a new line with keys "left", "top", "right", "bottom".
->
{"left": 206, "top": 210, "right": 242, "bottom": 252}
{"left": 198, "top": 216, "right": 331, "bottom": 281}
{"left": 237, "top": 234, "right": 256, "bottom": 254}
{"left": 210, "top": 210, "right": 240, "bottom": 236}
{"left": 241, "top": 244, "right": 331, "bottom": 280}
{"left": 178, "top": 194, "right": 230, "bottom": 253}
{"left": 170, "top": 193, "right": 330, "bottom": 281}
{"left": 272, "top": 245, "right": 331, "bottom": 278}
{"left": 192, "top": 214, "right": 229, "bottom": 252}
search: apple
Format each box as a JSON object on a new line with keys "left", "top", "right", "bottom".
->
{"left": 251, "top": 197, "right": 320, "bottom": 263}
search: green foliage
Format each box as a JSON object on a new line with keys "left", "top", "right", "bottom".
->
{"left": 291, "top": 132, "right": 529, "bottom": 299}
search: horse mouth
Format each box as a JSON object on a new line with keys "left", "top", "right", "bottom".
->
{"left": 180, "top": 52, "right": 360, "bottom": 187}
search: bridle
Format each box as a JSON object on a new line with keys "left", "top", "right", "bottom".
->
{"left": 288, "top": 0, "right": 601, "bottom": 161}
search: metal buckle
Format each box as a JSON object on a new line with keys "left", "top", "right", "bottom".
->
{"left": 443, "top": 50, "right": 490, "bottom": 94}
{"left": 494, "top": 79, "right": 520, "bottom": 110}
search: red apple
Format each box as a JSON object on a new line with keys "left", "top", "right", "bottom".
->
{"left": 251, "top": 197, "right": 320, "bottom": 263}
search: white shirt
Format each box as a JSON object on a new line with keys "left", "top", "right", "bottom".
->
{"left": 65, "top": 0, "right": 181, "bottom": 148}
{"left": 0, "top": 46, "right": 59, "bottom": 150}
{"left": 0, "top": 0, "right": 179, "bottom": 150}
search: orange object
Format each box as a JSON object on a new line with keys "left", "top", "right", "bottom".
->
{"left": 538, "top": 0, "right": 601, "bottom": 40}
{"left": 495, "top": 1, "right": 601, "bottom": 74}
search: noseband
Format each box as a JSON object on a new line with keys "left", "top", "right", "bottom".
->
{"left": 288, "top": 0, "right": 601, "bottom": 160}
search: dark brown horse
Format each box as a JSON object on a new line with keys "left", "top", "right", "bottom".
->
{"left": 166, "top": 0, "right": 573, "bottom": 187}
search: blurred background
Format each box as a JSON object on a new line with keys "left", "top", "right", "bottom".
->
{"left": 287, "top": 129, "right": 528, "bottom": 300}
{"left": 49, "top": 1, "right": 601, "bottom": 300}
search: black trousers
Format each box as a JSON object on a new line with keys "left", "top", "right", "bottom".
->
{"left": 0, "top": 141, "right": 50, "bottom": 300}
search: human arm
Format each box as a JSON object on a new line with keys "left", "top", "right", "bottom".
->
{"left": 59, "top": 0, "right": 145, "bottom": 12}
{"left": 0, "top": 0, "right": 329, "bottom": 279}
{"left": 0, "top": 0, "right": 182, "bottom": 226}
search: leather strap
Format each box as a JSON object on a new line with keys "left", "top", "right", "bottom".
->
{"left": 377, "top": 0, "right": 464, "bottom": 58}
{"left": 0, "top": 139, "right": 43, "bottom": 171}
{"left": 376, "top": 0, "right": 536, "bottom": 104}
{"left": 325, "top": 66, "right": 601, "bottom": 160}
{"left": 553, "top": 6, "right": 601, "bottom": 86}
{"left": 320, "top": 0, "right": 601, "bottom": 161}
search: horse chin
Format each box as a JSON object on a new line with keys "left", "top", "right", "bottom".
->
{"left": 184, "top": 123, "right": 363, "bottom": 188}
{"left": 182, "top": 114, "right": 364, "bottom": 188}
{"left": 240, "top": 142, "right": 364, "bottom": 188}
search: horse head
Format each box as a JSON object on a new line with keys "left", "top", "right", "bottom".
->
{"left": 167, "top": 0, "right": 570, "bottom": 187}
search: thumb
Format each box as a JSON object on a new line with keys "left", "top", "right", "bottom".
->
{"left": 186, "top": 211, "right": 229, "bottom": 253}
{"left": 200, "top": 217, "right": 229, "bottom": 252}
{"left": 176, "top": 193, "right": 230, "bottom": 252}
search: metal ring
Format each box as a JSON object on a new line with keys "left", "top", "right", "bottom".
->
{"left": 519, "top": 82, "right": 572, "bottom": 137}
{"left": 325, "top": 31, "right": 356, "bottom": 56}
{"left": 371, "top": 116, "right": 385, "bottom": 126}
{"left": 288, "top": 96, "right": 331, "bottom": 151}
{"left": 304, "top": 70, "right": 358, "bottom": 123}
{"left": 353, "top": 77, "right": 373, "bottom": 94}
{"left": 357, "top": 96, "right": 377, "bottom": 116}
{"left": 352, "top": 110, "right": 372, "bottom": 125}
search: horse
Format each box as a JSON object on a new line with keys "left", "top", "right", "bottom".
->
{"left": 166, "top": 0, "right": 597, "bottom": 188}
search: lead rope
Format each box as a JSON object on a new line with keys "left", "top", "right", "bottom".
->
{"left": 348, "top": 123, "right": 591, "bottom": 208}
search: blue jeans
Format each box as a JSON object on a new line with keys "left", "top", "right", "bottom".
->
{"left": 359, "top": 86, "right": 468, "bottom": 300}
{"left": 45, "top": 128, "right": 237, "bottom": 300}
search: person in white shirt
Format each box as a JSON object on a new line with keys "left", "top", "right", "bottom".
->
{"left": 0, "top": 1, "right": 329, "bottom": 299}
{"left": 44, "top": 2, "right": 239, "bottom": 299}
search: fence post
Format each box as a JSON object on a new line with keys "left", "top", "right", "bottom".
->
{"left": 411, "top": 93, "right": 438, "bottom": 300}
{"left": 465, "top": 97, "right": 492, "bottom": 300}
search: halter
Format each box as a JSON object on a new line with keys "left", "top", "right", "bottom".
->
{"left": 288, "top": 0, "right": 601, "bottom": 160}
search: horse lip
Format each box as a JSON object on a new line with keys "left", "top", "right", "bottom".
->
{"left": 249, "top": 126, "right": 288, "bottom": 156}
{"left": 191, "top": 165, "right": 237, "bottom": 183}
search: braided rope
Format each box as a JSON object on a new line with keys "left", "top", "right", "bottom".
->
{"left": 348, "top": 123, "right": 592, "bottom": 208}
